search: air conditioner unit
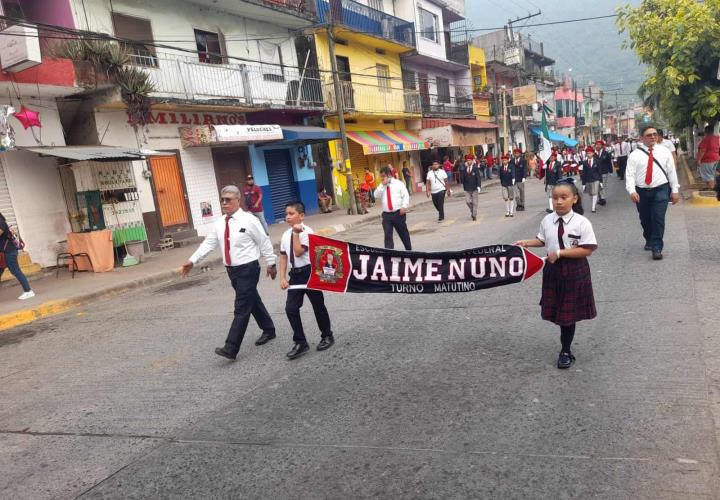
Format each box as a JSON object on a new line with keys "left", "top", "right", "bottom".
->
{"left": 0, "top": 25, "right": 42, "bottom": 72}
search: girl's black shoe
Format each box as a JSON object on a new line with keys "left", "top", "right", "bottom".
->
{"left": 557, "top": 352, "right": 575, "bottom": 369}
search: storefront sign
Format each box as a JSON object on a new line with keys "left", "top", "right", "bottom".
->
{"left": 451, "top": 128, "right": 496, "bottom": 147}
{"left": 128, "top": 111, "right": 246, "bottom": 126}
{"left": 214, "top": 124, "right": 283, "bottom": 143}
{"left": 417, "top": 126, "right": 453, "bottom": 148}
{"left": 512, "top": 85, "right": 538, "bottom": 107}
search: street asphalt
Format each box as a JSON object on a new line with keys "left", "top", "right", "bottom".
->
{"left": 1, "top": 176, "right": 719, "bottom": 499}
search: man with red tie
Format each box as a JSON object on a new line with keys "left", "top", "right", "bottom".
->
{"left": 181, "top": 185, "right": 278, "bottom": 360}
{"left": 626, "top": 125, "right": 680, "bottom": 260}
{"left": 374, "top": 165, "right": 411, "bottom": 250}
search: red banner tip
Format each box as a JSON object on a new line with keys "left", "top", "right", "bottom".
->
{"left": 523, "top": 249, "right": 545, "bottom": 280}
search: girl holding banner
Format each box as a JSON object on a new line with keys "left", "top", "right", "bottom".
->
{"left": 514, "top": 179, "right": 598, "bottom": 369}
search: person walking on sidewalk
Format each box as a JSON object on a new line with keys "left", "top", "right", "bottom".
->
{"left": 509, "top": 148, "right": 527, "bottom": 211}
{"left": 581, "top": 146, "right": 602, "bottom": 213}
{"left": 0, "top": 213, "right": 34, "bottom": 300}
{"left": 498, "top": 154, "right": 516, "bottom": 217}
{"left": 181, "top": 185, "right": 278, "bottom": 360}
{"left": 401, "top": 161, "right": 413, "bottom": 195}
{"left": 595, "top": 140, "right": 613, "bottom": 206}
{"left": 459, "top": 156, "right": 482, "bottom": 221}
{"left": 696, "top": 124, "right": 719, "bottom": 191}
{"left": 242, "top": 175, "right": 269, "bottom": 235}
{"left": 426, "top": 160, "right": 451, "bottom": 222}
{"left": 279, "top": 201, "right": 334, "bottom": 360}
{"left": 375, "top": 165, "right": 412, "bottom": 250}
{"left": 626, "top": 124, "right": 680, "bottom": 261}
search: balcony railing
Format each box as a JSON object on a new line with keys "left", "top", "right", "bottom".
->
{"left": 324, "top": 80, "right": 421, "bottom": 115}
{"left": 134, "top": 52, "right": 324, "bottom": 108}
{"left": 260, "top": 0, "right": 316, "bottom": 16}
{"left": 316, "top": 0, "right": 415, "bottom": 48}
{"left": 421, "top": 94, "right": 473, "bottom": 118}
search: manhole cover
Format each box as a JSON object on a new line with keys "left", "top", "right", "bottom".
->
{"left": 154, "top": 276, "right": 210, "bottom": 294}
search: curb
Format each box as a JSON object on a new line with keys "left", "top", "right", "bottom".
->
{"left": 686, "top": 190, "right": 720, "bottom": 206}
{"left": 0, "top": 180, "right": 502, "bottom": 333}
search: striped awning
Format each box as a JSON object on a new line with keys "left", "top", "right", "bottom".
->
{"left": 346, "top": 130, "right": 430, "bottom": 155}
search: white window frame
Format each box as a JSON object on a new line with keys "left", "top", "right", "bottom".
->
{"left": 418, "top": 7, "right": 438, "bottom": 43}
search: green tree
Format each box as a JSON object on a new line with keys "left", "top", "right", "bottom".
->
{"left": 617, "top": 0, "right": 720, "bottom": 128}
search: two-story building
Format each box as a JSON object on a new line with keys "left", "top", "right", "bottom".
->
{"left": 51, "top": 0, "right": 341, "bottom": 250}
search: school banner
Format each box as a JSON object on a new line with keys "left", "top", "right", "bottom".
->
{"left": 306, "top": 234, "right": 544, "bottom": 294}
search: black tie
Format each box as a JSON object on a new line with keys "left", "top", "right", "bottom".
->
{"left": 289, "top": 232, "right": 296, "bottom": 267}
{"left": 557, "top": 218, "right": 566, "bottom": 250}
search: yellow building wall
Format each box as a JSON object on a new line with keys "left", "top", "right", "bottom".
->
{"left": 469, "top": 45, "right": 491, "bottom": 119}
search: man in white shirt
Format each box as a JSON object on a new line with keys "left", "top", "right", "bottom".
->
{"left": 626, "top": 125, "right": 680, "bottom": 260}
{"left": 181, "top": 185, "right": 278, "bottom": 360}
{"left": 613, "top": 136, "right": 629, "bottom": 180}
{"left": 426, "top": 160, "right": 451, "bottom": 221}
{"left": 374, "top": 165, "right": 411, "bottom": 250}
{"left": 656, "top": 129, "right": 678, "bottom": 167}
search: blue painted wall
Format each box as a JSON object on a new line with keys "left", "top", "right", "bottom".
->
{"left": 249, "top": 143, "right": 319, "bottom": 224}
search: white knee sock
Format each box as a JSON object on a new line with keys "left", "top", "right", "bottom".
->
{"left": 591, "top": 195, "right": 598, "bottom": 210}
{"left": 510, "top": 200, "right": 515, "bottom": 214}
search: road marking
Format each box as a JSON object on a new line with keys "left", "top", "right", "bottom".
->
{"left": 409, "top": 221, "right": 427, "bottom": 231}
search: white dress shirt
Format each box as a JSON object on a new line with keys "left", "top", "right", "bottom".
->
{"left": 660, "top": 138, "right": 676, "bottom": 152}
{"left": 280, "top": 225, "right": 313, "bottom": 269}
{"left": 374, "top": 178, "right": 410, "bottom": 212}
{"left": 613, "top": 141, "right": 629, "bottom": 157}
{"left": 537, "top": 210, "right": 597, "bottom": 251}
{"left": 189, "top": 208, "right": 276, "bottom": 266}
{"left": 426, "top": 168, "right": 448, "bottom": 194}
{"left": 626, "top": 145, "right": 680, "bottom": 194}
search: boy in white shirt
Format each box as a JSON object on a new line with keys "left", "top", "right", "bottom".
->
{"left": 279, "top": 201, "right": 334, "bottom": 359}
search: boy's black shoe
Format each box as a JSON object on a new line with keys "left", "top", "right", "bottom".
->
{"left": 215, "top": 347, "right": 237, "bottom": 360}
{"left": 598, "top": 198, "right": 607, "bottom": 206}
{"left": 317, "top": 336, "right": 335, "bottom": 351}
{"left": 287, "top": 343, "right": 309, "bottom": 360}
{"left": 652, "top": 251, "right": 663, "bottom": 260}
{"left": 472, "top": 215, "right": 477, "bottom": 221}
{"left": 255, "top": 331, "right": 276, "bottom": 345}
{"left": 557, "top": 352, "right": 575, "bottom": 369}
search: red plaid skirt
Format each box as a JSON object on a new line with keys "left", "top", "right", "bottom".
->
{"left": 540, "top": 257, "right": 596, "bottom": 326}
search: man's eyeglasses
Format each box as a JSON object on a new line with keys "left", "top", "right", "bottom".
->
{"left": 220, "top": 197, "right": 236, "bottom": 203}
{"left": 643, "top": 132, "right": 658, "bottom": 137}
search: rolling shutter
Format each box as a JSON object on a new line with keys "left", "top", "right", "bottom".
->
{"left": 264, "top": 149, "right": 298, "bottom": 222}
{"left": 0, "top": 161, "right": 17, "bottom": 229}
{"left": 348, "top": 140, "right": 368, "bottom": 187}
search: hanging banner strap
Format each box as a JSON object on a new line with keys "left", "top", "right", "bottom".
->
{"left": 305, "top": 235, "right": 545, "bottom": 294}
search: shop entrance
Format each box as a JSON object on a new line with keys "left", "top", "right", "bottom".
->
{"left": 149, "top": 155, "right": 191, "bottom": 230}
{"left": 212, "top": 147, "right": 251, "bottom": 194}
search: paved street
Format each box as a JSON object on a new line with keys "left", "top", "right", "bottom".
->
{"left": 1, "top": 178, "right": 719, "bottom": 499}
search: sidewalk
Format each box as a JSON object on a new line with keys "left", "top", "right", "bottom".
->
{"left": 0, "top": 181, "right": 496, "bottom": 332}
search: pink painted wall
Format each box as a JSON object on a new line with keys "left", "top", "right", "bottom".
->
{"left": 22, "top": 0, "right": 75, "bottom": 28}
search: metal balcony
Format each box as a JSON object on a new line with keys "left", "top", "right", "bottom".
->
{"left": 421, "top": 94, "right": 473, "bottom": 118}
{"left": 133, "top": 52, "right": 324, "bottom": 109}
{"left": 324, "top": 80, "right": 421, "bottom": 115}
{"left": 316, "top": 0, "right": 415, "bottom": 48}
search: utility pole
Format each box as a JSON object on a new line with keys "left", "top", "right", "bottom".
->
{"left": 573, "top": 78, "right": 578, "bottom": 141}
{"left": 615, "top": 92, "right": 620, "bottom": 137}
{"left": 506, "top": 12, "right": 540, "bottom": 152}
{"left": 599, "top": 90, "right": 604, "bottom": 138}
{"left": 501, "top": 85, "right": 508, "bottom": 154}
{"left": 327, "top": 24, "right": 357, "bottom": 215}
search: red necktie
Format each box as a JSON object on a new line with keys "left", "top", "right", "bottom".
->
{"left": 224, "top": 215, "right": 232, "bottom": 265}
{"left": 557, "top": 218, "right": 566, "bottom": 250}
{"left": 645, "top": 146, "right": 654, "bottom": 185}
{"left": 386, "top": 185, "right": 394, "bottom": 211}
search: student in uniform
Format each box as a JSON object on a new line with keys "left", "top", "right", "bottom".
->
{"left": 279, "top": 201, "right": 334, "bottom": 360}
{"left": 580, "top": 146, "right": 602, "bottom": 213}
{"left": 509, "top": 148, "right": 527, "bottom": 211}
{"left": 498, "top": 154, "right": 515, "bottom": 217}
{"left": 594, "top": 140, "right": 613, "bottom": 205}
{"left": 544, "top": 151, "right": 563, "bottom": 213}
{"left": 514, "top": 178, "right": 597, "bottom": 369}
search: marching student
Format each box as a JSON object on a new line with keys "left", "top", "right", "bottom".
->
{"left": 279, "top": 201, "right": 334, "bottom": 360}
{"left": 459, "top": 155, "right": 483, "bottom": 221}
{"left": 594, "top": 140, "right": 613, "bottom": 206}
{"left": 375, "top": 165, "right": 412, "bottom": 250}
{"left": 581, "top": 146, "right": 602, "bottom": 213}
{"left": 514, "top": 178, "right": 597, "bottom": 369}
{"left": 544, "top": 151, "right": 564, "bottom": 213}
{"left": 509, "top": 148, "right": 527, "bottom": 211}
{"left": 498, "top": 154, "right": 516, "bottom": 217}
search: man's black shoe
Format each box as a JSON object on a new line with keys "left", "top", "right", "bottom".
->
{"left": 557, "top": 352, "right": 575, "bottom": 369}
{"left": 317, "top": 336, "right": 335, "bottom": 351}
{"left": 652, "top": 251, "right": 663, "bottom": 260}
{"left": 287, "top": 343, "right": 309, "bottom": 359}
{"left": 255, "top": 332, "right": 276, "bottom": 346}
{"left": 644, "top": 244, "right": 651, "bottom": 251}
{"left": 598, "top": 198, "right": 607, "bottom": 206}
{"left": 215, "top": 347, "right": 237, "bottom": 360}
{"left": 471, "top": 215, "right": 477, "bottom": 221}
{"left": 517, "top": 206, "right": 525, "bottom": 211}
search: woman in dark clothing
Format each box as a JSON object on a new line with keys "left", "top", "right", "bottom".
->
{"left": 0, "top": 212, "right": 35, "bottom": 300}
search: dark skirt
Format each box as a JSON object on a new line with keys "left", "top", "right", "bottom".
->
{"left": 540, "top": 257, "right": 596, "bottom": 326}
